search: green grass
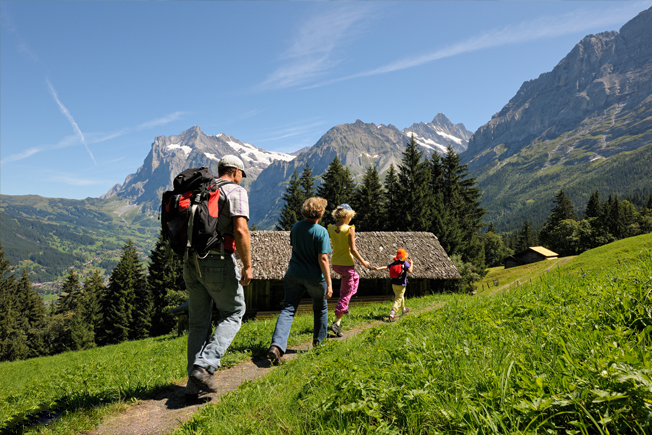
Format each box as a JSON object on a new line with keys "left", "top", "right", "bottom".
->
{"left": 175, "top": 237, "right": 652, "bottom": 434}
{"left": 0, "top": 294, "right": 445, "bottom": 434}
{"left": 476, "top": 233, "right": 652, "bottom": 296}
{"left": 5, "top": 234, "right": 652, "bottom": 434}
{"left": 476, "top": 258, "right": 569, "bottom": 295}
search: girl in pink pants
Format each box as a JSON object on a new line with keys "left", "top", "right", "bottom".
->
{"left": 327, "top": 204, "right": 370, "bottom": 337}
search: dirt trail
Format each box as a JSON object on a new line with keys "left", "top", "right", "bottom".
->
{"left": 84, "top": 320, "right": 387, "bottom": 435}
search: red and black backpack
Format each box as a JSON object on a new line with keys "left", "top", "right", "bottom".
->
{"left": 389, "top": 261, "right": 405, "bottom": 279}
{"left": 160, "top": 167, "right": 234, "bottom": 259}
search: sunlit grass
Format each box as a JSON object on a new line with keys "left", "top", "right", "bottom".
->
{"left": 0, "top": 293, "right": 447, "bottom": 434}
{"left": 175, "top": 246, "right": 652, "bottom": 435}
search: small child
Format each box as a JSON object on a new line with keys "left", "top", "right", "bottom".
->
{"left": 373, "top": 249, "right": 413, "bottom": 321}
{"left": 328, "top": 204, "right": 370, "bottom": 337}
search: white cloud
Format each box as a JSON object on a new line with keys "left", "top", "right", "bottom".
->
{"left": 0, "top": 135, "right": 79, "bottom": 166}
{"left": 304, "top": 2, "right": 652, "bottom": 89}
{"left": 256, "top": 4, "right": 374, "bottom": 90}
{"left": 51, "top": 174, "right": 109, "bottom": 186}
{"left": 253, "top": 119, "right": 326, "bottom": 143}
{"left": 135, "top": 111, "right": 187, "bottom": 130}
{"left": 1, "top": 111, "right": 187, "bottom": 166}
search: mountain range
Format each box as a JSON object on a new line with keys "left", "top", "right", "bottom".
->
{"left": 100, "top": 113, "right": 472, "bottom": 228}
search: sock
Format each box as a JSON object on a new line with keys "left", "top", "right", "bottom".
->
{"left": 390, "top": 310, "right": 395, "bottom": 316}
{"left": 335, "top": 318, "right": 341, "bottom": 326}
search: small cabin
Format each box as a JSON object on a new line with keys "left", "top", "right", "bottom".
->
{"left": 236, "top": 231, "right": 460, "bottom": 318}
{"left": 504, "top": 246, "right": 558, "bottom": 269}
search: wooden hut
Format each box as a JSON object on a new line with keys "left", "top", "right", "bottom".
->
{"left": 504, "top": 246, "right": 558, "bottom": 269}
{"left": 237, "top": 231, "right": 460, "bottom": 317}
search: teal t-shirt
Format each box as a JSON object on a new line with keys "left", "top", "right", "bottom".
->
{"left": 286, "top": 220, "right": 331, "bottom": 282}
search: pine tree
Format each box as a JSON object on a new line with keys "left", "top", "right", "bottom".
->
{"left": 100, "top": 240, "right": 146, "bottom": 345}
{"left": 81, "top": 270, "right": 104, "bottom": 346}
{"left": 396, "top": 134, "right": 433, "bottom": 232}
{"left": 443, "top": 147, "right": 486, "bottom": 263}
{"left": 515, "top": 220, "right": 538, "bottom": 252}
{"left": 69, "top": 304, "right": 95, "bottom": 351}
{"left": 16, "top": 269, "right": 47, "bottom": 357}
{"left": 351, "top": 166, "right": 385, "bottom": 231}
{"left": 540, "top": 189, "right": 577, "bottom": 248}
{"left": 57, "top": 269, "right": 81, "bottom": 314}
{"left": 585, "top": 190, "right": 602, "bottom": 218}
{"left": 486, "top": 222, "right": 497, "bottom": 233}
{"left": 428, "top": 152, "right": 461, "bottom": 256}
{"left": 148, "top": 235, "right": 185, "bottom": 337}
{"left": 0, "top": 245, "right": 29, "bottom": 361}
{"left": 382, "top": 164, "right": 402, "bottom": 231}
{"left": 300, "top": 163, "right": 316, "bottom": 199}
{"left": 427, "top": 147, "right": 485, "bottom": 266}
{"left": 316, "top": 156, "right": 356, "bottom": 226}
{"left": 276, "top": 169, "right": 304, "bottom": 231}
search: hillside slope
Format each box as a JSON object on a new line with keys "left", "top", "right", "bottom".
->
{"left": 0, "top": 195, "right": 158, "bottom": 284}
{"left": 464, "top": 7, "right": 652, "bottom": 229}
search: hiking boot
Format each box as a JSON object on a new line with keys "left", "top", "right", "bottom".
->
{"left": 330, "top": 321, "right": 343, "bottom": 337}
{"left": 189, "top": 365, "right": 218, "bottom": 393}
{"left": 312, "top": 339, "right": 321, "bottom": 347}
{"left": 268, "top": 345, "right": 283, "bottom": 365}
{"left": 403, "top": 308, "right": 410, "bottom": 315}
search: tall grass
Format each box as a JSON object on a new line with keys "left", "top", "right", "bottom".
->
{"left": 176, "top": 247, "right": 652, "bottom": 434}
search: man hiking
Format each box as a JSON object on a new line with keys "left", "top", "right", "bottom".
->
{"left": 185, "top": 155, "right": 252, "bottom": 401}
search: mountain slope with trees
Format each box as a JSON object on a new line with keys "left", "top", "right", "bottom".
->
{"left": 463, "top": 6, "right": 652, "bottom": 231}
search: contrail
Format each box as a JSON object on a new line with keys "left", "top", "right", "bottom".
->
{"left": 46, "top": 79, "right": 97, "bottom": 165}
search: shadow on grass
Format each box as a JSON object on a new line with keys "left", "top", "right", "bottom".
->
{"left": 5, "top": 380, "right": 202, "bottom": 434}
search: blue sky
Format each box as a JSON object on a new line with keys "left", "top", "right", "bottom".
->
{"left": 2, "top": 1, "right": 650, "bottom": 199}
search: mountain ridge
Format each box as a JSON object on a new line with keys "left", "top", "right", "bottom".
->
{"left": 462, "top": 6, "right": 652, "bottom": 230}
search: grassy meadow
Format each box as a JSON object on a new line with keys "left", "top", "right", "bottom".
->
{"left": 1, "top": 233, "right": 651, "bottom": 434}
{"left": 0, "top": 292, "right": 446, "bottom": 434}
{"left": 175, "top": 234, "right": 652, "bottom": 434}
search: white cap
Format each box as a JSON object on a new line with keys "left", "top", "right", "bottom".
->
{"left": 218, "top": 155, "right": 247, "bottom": 177}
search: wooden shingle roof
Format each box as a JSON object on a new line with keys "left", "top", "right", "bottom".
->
{"left": 236, "top": 231, "right": 460, "bottom": 280}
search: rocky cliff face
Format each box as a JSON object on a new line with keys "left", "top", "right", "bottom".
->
{"left": 460, "top": 7, "right": 652, "bottom": 231}
{"left": 464, "top": 6, "right": 652, "bottom": 171}
{"left": 100, "top": 126, "right": 294, "bottom": 212}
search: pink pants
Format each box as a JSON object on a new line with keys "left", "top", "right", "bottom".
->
{"left": 333, "top": 265, "right": 359, "bottom": 316}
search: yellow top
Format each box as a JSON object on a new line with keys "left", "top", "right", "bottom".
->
{"left": 328, "top": 224, "right": 355, "bottom": 266}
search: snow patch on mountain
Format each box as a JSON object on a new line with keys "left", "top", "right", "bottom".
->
{"left": 434, "top": 130, "right": 463, "bottom": 144}
{"left": 404, "top": 131, "right": 448, "bottom": 153}
{"left": 167, "top": 144, "right": 192, "bottom": 156}
{"left": 226, "top": 140, "right": 296, "bottom": 165}
{"left": 204, "top": 152, "right": 220, "bottom": 161}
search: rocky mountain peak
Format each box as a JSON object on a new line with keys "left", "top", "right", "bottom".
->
{"left": 465, "top": 6, "right": 652, "bottom": 170}
{"left": 100, "top": 126, "right": 295, "bottom": 212}
{"left": 403, "top": 113, "right": 471, "bottom": 154}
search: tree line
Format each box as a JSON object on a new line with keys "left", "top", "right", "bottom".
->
{"left": 0, "top": 237, "right": 186, "bottom": 362}
{"left": 277, "top": 135, "right": 488, "bottom": 290}
{"left": 504, "top": 189, "right": 652, "bottom": 258}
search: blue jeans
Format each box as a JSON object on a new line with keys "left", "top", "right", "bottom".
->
{"left": 271, "top": 274, "right": 329, "bottom": 354}
{"left": 184, "top": 253, "right": 245, "bottom": 377}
